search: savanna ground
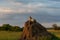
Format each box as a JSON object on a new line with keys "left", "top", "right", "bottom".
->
{"left": 0, "top": 30, "right": 60, "bottom": 40}
{"left": 0, "top": 31, "right": 22, "bottom": 40}
{"left": 48, "top": 30, "right": 60, "bottom": 38}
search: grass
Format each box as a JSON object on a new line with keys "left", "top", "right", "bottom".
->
{"left": 0, "top": 31, "right": 22, "bottom": 40}
{"left": 0, "top": 30, "right": 60, "bottom": 40}
{"left": 47, "top": 30, "right": 60, "bottom": 38}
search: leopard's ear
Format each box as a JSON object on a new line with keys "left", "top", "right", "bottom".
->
{"left": 28, "top": 16, "right": 36, "bottom": 22}
{"left": 28, "top": 16, "right": 32, "bottom": 20}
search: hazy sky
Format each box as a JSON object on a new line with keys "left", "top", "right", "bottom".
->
{"left": 0, "top": 0, "right": 60, "bottom": 27}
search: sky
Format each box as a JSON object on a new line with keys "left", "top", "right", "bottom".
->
{"left": 0, "top": 0, "right": 60, "bottom": 27}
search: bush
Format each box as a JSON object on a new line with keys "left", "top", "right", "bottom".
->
{"left": 2, "top": 24, "right": 12, "bottom": 31}
{"left": 0, "top": 24, "right": 23, "bottom": 32}
{"left": 11, "top": 26, "right": 23, "bottom": 32}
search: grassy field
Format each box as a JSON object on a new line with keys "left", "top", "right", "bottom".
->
{"left": 0, "top": 30, "right": 60, "bottom": 40}
{"left": 47, "top": 30, "right": 60, "bottom": 38}
{"left": 0, "top": 31, "right": 22, "bottom": 40}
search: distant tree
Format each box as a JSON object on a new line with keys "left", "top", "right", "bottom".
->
{"left": 20, "top": 27, "right": 23, "bottom": 31}
{"left": 2, "top": 24, "right": 12, "bottom": 31}
{"left": 0, "top": 27, "right": 3, "bottom": 31}
{"left": 0, "top": 24, "right": 23, "bottom": 32}
{"left": 11, "top": 26, "right": 23, "bottom": 32}
{"left": 52, "top": 24, "right": 58, "bottom": 30}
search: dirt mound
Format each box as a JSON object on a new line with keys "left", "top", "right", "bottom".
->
{"left": 19, "top": 16, "right": 58, "bottom": 40}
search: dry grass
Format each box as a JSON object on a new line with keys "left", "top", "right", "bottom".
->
{"left": 0, "top": 30, "right": 60, "bottom": 40}
{"left": 0, "top": 31, "right": 22, "bottom": 40}
{"left": 47, "top": 30, "right": 60, "bottom": 38}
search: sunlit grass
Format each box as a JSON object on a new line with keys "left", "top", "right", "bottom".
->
{"left": 0, "top": 31, "right": 22, "bottom": 40}
{"left": 47, "top": 30, "right": 60, "bottom": 38}
{"left": 0, "top": 30, "right": 60, "bottom": 40}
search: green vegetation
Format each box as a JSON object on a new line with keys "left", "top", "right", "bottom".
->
{"left": 48, "top": 30, "right": 60, "bottom": 40}
{"left": 0, "top": 24, "right": 23, "bottom": 32}
{"left": 0, "top": 24, "right": 23, "bottom": 40}
{"left": 48, "top": 30, "right": 60, "bottom": 38}
{"left": 0, "top": 24, "right": 60, "bottom": 40}
{"left": 0, "top": 31, "right": 22, "bottom": 40}
{"left": 52, "top": 24, "right": 60, "bottom": 30}
{"left": 0, "top": 30, "right": 59, "bottom": 40}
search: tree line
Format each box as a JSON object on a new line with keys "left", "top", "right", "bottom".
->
{"left": 52, "top": 24, "right": 60, "bottom": 30}
{"left": 0, "top": 23, "right": 60, "bottom": 32}
{"left": 0, "top": 24, "right": 23, "bottom": 32}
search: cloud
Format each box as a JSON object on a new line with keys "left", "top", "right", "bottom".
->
{"left": 0, "top": 0, "right": 60, "bottom": 14}
{"left": 0, "top": 2, "right": 46, "bottom": 13}
{"left": 0, "top": 13, "right": 60, "bottom": 27}
{"left": 11, "top": 2, "right": 23, "bottom": 6}
{"left": 0, "top": 0, "right": 60, "bottom": 27}
{"left": 0, "top": 7, "right": 13, "bottom": 13}
{"left": 0, "top": 0, "right": 60, "bottom": 16}
{"left": 10, "top": 0, "right": 40, "bottom": 3}
{"left": 50, "top": 0, "right": 60, "bottom": 2}
{"left": 0, "top": 2, "right": 60, "bottom": 16}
